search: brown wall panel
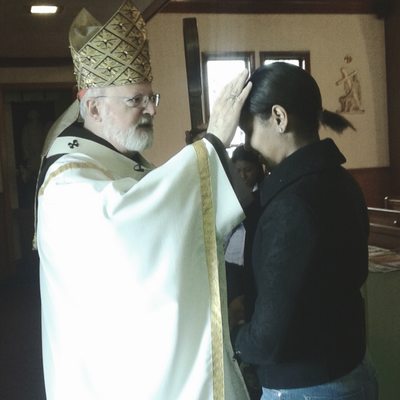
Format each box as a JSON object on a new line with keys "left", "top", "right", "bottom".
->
{"left": 0, "top": 194, "right": 5, "bottom": 269}
{"left": 162, "top": 0, "right": 375, "bottom": 14}
{"left": 384, "top": 1, "right": 400, "bottom": 194}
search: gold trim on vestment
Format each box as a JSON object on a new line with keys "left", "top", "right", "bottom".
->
{"left": 193, "top": 140, "right": 224, "bottom": 400}
{"left": 38, "top": 162, "right": 114, "bottom": 196}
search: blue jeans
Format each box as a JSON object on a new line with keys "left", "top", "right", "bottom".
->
{"left": 260, "top": 356, "right": 378, "bottom": 400}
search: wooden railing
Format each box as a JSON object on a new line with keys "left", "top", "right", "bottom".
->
{"left": 384, "top": 195, "right": 400, "bottom": 211}
{"left": 368, "top": 207, "right": 400, "bottom": 250}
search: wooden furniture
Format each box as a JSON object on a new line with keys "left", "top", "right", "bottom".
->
{"left": 367, "top": 206, "right": 400, "bottom": 400}
{"left": 384, "top": 195, "right": 400, "bottom": 211}
{"left": 364, "top": 270, "right": 400, "bottom": 400}
{"left": 368, "top": 207, "right": 400, "bottom": 250}
{"left": 368, "top": 207, "right": 400, "bottom": 227}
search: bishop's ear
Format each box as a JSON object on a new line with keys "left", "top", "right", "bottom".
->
{"left": 271, "top": 105, "right": 288, "bottom": 134}
{"left": 86, "top": 98, "right": 103, "bottom": 122}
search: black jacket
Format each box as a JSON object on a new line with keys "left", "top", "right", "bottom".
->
{"left": 233, "top": 138, "right": 369, "bottom": 389}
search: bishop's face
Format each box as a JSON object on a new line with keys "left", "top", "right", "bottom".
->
{"left": 98, "top": 83, "right": 157, "bottom": 154}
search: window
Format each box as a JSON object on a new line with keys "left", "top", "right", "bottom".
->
{"left": 260, "top": 51, "right": 310, "bottom": 72}
{"left": 202, "top": 52, "right": 255, "bottom": 154}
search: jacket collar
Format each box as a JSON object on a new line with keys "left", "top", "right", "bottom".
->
{"left": 260, "top": 138, "right": 346, "bottom": 207}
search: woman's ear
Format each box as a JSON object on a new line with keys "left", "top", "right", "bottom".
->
{"left": 271, "top": 105, "right": 288, "bottom": 134}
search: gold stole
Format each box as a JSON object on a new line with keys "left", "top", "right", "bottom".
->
{"left": 193, "top": 140, "right": 224, "bottom": 399}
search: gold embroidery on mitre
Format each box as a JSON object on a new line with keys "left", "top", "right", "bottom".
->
{"left": 69, "top": 0, "right": 153, "bottom": 90}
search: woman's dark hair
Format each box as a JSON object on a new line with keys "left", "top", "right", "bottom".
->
{"left": 239, "top": 62, "right": 355, "bottom": 139}
{"left": 231, "top": 144, "right": 260, "bottom": 164}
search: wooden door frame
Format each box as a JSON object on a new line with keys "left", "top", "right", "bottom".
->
{"left": 0, "top": 81, "right": 74, "bottom": 279}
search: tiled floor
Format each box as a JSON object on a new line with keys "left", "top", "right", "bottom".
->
{"left": 0, "top": 269, "right": 46, "bottom": 400}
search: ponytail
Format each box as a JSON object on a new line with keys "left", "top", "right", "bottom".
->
{"left": 320, "top": 109, "right": 355, "bottom": 134}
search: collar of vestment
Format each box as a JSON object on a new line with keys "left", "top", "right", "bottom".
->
{"left": 53, "top": 122, "right": 151, "bottom": 166}
{"left": 46, "top": 121, "right": 153, "bottom": 175}
{"left": 260, "top": 138, "right": 346, "bottom": 207}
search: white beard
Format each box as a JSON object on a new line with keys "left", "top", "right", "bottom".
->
{"left": 102, "top": 115, "right": 153, "bottom": 153}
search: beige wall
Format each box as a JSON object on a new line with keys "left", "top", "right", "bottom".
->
{"left": 146, "top": 13, "right": 388, "bottom": 168}
{"left": 0, "top": 13, "right": 387, "bottom": 170}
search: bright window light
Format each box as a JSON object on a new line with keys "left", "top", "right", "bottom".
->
{"left": 263, "top": 59, "right": 303, "bottom": 68}
{"left": 206, "top": 59, "right": 247, "bottom": 154}
{"left": 30, "top": 5, "right": 58, "bottom": 14}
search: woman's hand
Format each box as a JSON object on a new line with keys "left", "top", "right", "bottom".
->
{"left": 207, "top": 70, "right": 252, "bottom": 146}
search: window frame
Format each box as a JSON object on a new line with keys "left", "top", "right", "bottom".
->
{"left": 201, "top": 51, "right": 255, "bottom": 122}
{"left": 260, "top": 51, "right": 310, "bottom": 72}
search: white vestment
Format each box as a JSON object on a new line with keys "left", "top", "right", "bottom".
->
{"left": 37, "top": 132, "right": 250, "bottom": 400}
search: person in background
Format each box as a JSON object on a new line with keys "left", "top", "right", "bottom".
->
{"left": 231, "top": 145, "right": 265, "bottom": 194}
{"left": 185, "top": 122, "right": 208, "bottom": 144}
{"left": 231, "top": 62, "right": 378, "bottom": 400}
{"left": 35, "top": 1, "right": 254, "bottom": 399}
{"left": 225, "top": 145, "right": 265, "bottom": 313}
{"left": 225, "top": 145, "right": 265, "bottom": 400}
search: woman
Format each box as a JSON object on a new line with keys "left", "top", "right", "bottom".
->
{"left": 229, "top": 63, "right": 378, "bottom": 399}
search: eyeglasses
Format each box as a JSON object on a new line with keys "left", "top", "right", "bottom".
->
{"left": 95, "top": 93, "right": 160, "bottom": 108}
